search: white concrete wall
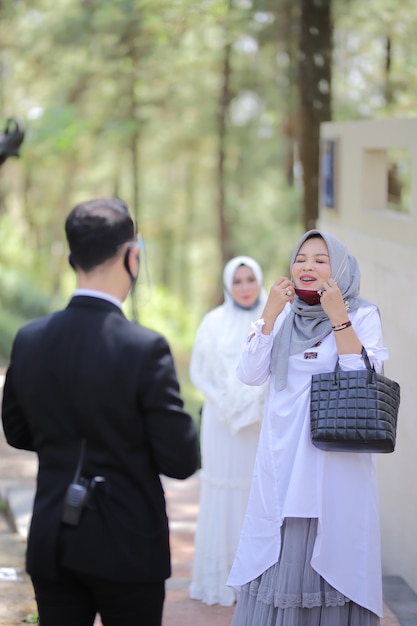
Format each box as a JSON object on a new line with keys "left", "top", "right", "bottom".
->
{"left": 318, "top": 118, "right": 417, "bottom": 594}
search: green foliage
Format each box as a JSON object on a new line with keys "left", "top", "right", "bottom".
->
{"left": 0, "top": 268, "right": 56, "bottom": 360}
{"left": 333, "top": 0, "right": 417, "bottom": 119}
{"left": 126, "top": 284, "right": 200, "bottom": 352}
{"left": 0, "top": 270, "right": 52, "bottom": 320}
{"left": 0, "top": 0, "right": 415, "bottom": 346}
{"left": 0, "top": 308, "right": 26, "bottom": 361}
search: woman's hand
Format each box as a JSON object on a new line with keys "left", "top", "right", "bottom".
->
{"left": 261, "top": 277, "right": 294, "bottom": 334}
{"left": 320, "top": 278, "right": 362, "bottom": 355}
{"left": 319, "top": 278, "right": 349, "bottom": 326}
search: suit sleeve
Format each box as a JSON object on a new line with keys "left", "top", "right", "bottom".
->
{"left": 2, "top": 363, "right": 35, "bottom": 451}
{"left": 140, "top": 334, "right": 199, "bottom": 479}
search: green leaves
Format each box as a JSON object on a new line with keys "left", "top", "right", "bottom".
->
{"left": 0, "top": 0, "right": 416, "bottom": 340}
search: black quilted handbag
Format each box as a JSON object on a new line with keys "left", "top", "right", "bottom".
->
{"left": 310, "top": 347, "right": 400, "bottom": 453}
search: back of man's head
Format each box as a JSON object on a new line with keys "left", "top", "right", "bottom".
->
{"left": 65, "top": 198, "right": 135, "bottom": 272}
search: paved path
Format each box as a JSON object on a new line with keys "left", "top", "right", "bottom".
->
{"left": 162, "top": 475, "right": 236, "bottom": 626}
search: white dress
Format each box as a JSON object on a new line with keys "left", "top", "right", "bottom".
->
{"left": 227, "top": 303, "right": 388, "bottom": 618}
{"left": 189, "top": 296, "right": 267, "bottom": 606}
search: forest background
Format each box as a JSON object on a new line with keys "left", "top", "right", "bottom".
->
{"left": 0, "top": 0, "right": 415, "bottom": 420}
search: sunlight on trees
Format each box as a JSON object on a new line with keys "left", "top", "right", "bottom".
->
{"left": 0, "top": 0, "right": 416, "bottom": 364}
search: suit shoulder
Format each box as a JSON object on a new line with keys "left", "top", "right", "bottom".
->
{"left": 123, "top": 320, "right": 170, "bottom": 349}
{"left": 14, "top": 311, "right": 60, "bottom": 338}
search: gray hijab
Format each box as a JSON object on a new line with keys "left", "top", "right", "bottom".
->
{"left": 270, "top": 229, "right": 371, "bottom": 391}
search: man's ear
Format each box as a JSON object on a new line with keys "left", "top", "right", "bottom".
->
{"left": 68, "top": 254, "right": 76, "bottom": 269}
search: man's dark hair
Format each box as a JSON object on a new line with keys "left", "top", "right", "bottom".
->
{"left": 65, "top": 198, "right": 135, "bottom": 271}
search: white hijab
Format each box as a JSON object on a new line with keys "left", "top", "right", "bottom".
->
{"left": 222, "top": 255, "right": 266, "bottom": 308}
{"left": 191, "top": 256, "right": 267, "bottom": 432}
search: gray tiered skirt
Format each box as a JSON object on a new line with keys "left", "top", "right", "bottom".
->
{"left": 230, "top": 517, "right": 379, "bottom": 626}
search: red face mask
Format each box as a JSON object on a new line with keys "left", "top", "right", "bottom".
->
{"left": 294, "top": 288, "right": 322, "bottom": 306}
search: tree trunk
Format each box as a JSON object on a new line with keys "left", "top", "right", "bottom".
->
{"left": 130, "top": 122, "right": 140, "bottom": 228}
{"left": 178, "top": 156, "right": 196, "bottom": 303}
{"left": 124, "top": 16, "right": 141, "bottom": 228}
{"left": 216, "top": 3, "right": 233, "bottom": 268}
{"left": 298, "top": 0, "right": 332, "bottom": 230}
{"left": 384, "top": 35, "right": 393, "bottom": 104}
{"left": 278, "top": 0, "right": 300, "bottom": 187}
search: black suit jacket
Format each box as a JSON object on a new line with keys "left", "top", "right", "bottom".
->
{"left": 2, "top": 296, "right": 199, "bottom": 582}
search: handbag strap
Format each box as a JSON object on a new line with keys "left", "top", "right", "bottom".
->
{"left": 361, "top": 346, "right": 373, "bottom": 371}
{"left": 335, "top": 346, "right": 373, "bottom": 372}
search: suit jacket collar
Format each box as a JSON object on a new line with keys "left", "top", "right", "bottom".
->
{"left": 68, "top": 295, "right": 125, "bottom": 316}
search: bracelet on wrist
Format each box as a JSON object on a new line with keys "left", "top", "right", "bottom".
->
{"left": 332, "top": 320, "right": 352, "bottom": 332}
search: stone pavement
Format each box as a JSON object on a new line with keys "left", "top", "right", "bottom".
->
{"left": 0, "top": 424, "right": 39, "bottom": 626}
{"left": 0, "top": 370, "right": 407, "bottom": 626}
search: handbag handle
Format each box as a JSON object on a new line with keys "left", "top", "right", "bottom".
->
{"left": 360, "top": 346, "right": 373, "bottom": 371}
{"left": 335, "top": 346, "right": 372, "bottom": 372}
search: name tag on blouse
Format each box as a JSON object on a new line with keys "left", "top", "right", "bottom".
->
{"left": 304, "top": 341, "right": 321, "bottom": 359}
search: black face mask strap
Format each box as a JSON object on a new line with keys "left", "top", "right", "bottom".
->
{"left": 123, "top": 247, "right": 136, "bottom": 285}
{"left": 123, "top": 245, "right": 139, "bottom": 324}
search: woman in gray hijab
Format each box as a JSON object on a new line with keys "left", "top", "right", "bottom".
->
{"left": 227, "top": 230, "right": 388, "bottom": 626}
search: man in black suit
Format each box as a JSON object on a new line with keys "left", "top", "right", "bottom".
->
{"left": 1, "top": 197, "right": 199, "bottom": 626}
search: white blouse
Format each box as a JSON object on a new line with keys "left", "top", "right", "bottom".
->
{"left": 190, "top": 300, "right": 267, "bottom": 434}
{"left": 227, "top": 303, "right": 388, "bottom": 617}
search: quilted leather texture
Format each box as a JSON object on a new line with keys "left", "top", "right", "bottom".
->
{"left": 310, "top": 368, "right": 400, "bottom": 453}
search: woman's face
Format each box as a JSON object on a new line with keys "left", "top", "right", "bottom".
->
{"left": 231, "top": 265, "right": 260, "bottom": 308}
{"left": 292, "top": 236, "right": 331, "bottom": 291}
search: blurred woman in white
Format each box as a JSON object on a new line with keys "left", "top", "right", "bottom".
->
{"left": 189, "top": 256, "right": 268, "bottom": 606}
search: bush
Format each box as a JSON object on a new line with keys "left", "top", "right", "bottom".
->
{"left": 0, "top": 268, "right": 55, "bottom": 361}
{"left": 0, "top": 270, "right": 52, "bottom": 320}
{"left": 0, "top": 308, "right": 27, "bottom": 361}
